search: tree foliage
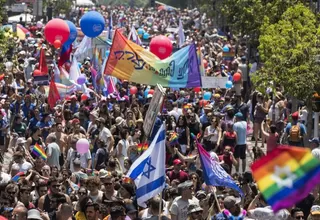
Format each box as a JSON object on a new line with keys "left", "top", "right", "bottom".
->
{"left": 219, "top": 0, "right": 307, "bottom": 40}
{"left": 253, "top": 4, "right": 320, "bottom": 103}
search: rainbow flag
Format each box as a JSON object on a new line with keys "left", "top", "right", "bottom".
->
{"left": 105, "top": 29, "right": 201, "bottom": 88}
{"left": 251, "top": 145, "right": 320, "bottom": 212}
{"left": 137, "top": 143, "right": 148, "bottom": 152}
{"left": 32, "top": 143, "right": 47, "bottom": 160}
{"left": 12, "top": 171, "right": 26, "bottom": 182}
{"left": 122, "top": 176, "right": 133, "bottom": 184}
{"left": 222, "top": 51, "right": 235, "bottom": 61}
{"left": 169, "top": 132, "right": 179, "bottom": 146}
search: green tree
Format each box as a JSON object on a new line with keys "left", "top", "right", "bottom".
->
{"left": 253, "top": 4, "right": 320, "bottom": 135}
{"left": 219, "top": 0, "right": 308, "bottom": 43}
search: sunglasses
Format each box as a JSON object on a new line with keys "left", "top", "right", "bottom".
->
{"left": 104, "top": 182, "right": 113, "bottom": 186}
{"left": 7, "top": 191, "right": 16, "bottom": 195}
{"left": 78, "top": 192, "right": 87, "bottom": 195}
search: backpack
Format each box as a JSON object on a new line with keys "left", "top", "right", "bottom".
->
{"left": 289, "top": 123, "right": 301, "bottom": 142}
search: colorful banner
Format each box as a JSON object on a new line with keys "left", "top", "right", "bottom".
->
{"left": 105, "top": 29, "right": 201, "bottom": 88}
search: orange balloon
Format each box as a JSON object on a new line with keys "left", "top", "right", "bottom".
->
{"left": 53, "top": 40, "right": 62, "bottom": 49}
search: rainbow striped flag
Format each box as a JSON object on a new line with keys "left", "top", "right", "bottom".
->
{"left": 169, "top": 132, "right": 179, "bottom": 146}
{"left": 251, "top": 145, "right": 320, "bottom": 212}
{"left": 12, "top": 171, "right": 26, "bottom": 182}
{"left": 222, "top": 51, "right": 235, "bottom": 61}
{"left": 137, "top": 143, "right": 148, "bottom": 152}
{"left": 32, "top": 143, "right": 47, "bottom": 160}
{"left": 105, "top": 29, "right": 201, "bottom": 88}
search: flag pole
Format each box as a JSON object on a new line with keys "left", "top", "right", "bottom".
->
{"left": 212, "top": 189, "right": 222, "bottom": 213}
{"left": 158, "top": 192, "right": 162, "bottom": 220}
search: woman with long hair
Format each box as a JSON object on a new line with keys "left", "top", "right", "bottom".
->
{"left": 175, "top": 115, "right": 191, "bottom": 155}
{"left": 203, "top": 116, "right": 222, "bottom": 153}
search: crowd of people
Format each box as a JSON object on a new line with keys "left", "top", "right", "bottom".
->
{"left": 0, "top": 4, "right": 319, "bottom": 220}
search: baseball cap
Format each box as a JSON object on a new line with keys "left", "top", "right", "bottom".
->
{"left": 27, "top": 209, "right": 42, "bottom": 220}
{"left": 292, "top": 111, "right": 299, "bottom": 119}
{"left": 235, "top": 112, "right": 243, "bottom": 119}
{"left": 311, "top": 205, "right": 320, "bottom": 215}
{"left": 16, "top": 137, "right": 27, "bottom": 145}
{"left": 309, "top": 137, "right": 320, "bottom": 145}
{"left": 177, "top": 180, "right": 193, "bottom": 190}
{"left": 98, "top": 169, "right": 111, "bottom": 179}
{"left": 188, "top": 203, "right": 203, "bottom": 215}
{"left": 223, "top": 196, "right": 241, "bottom": 209}
{"left": 173, "top": 159, "right": 182, "bottom": 165}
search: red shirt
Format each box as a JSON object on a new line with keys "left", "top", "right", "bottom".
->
{"left": 168, "top": 170, "right": 189, "bottom": 183}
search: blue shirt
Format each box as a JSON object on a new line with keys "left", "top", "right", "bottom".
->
{"left": 22, "top": 103, "right": 35, "bottom": 118}
{"left": 36, "top": 121, "right": 53, "bottom": 140}
{"left": 28, "top": 117, "right": 41, "bottom": 130}
{"left": 233, "top": 121, "right": 247, "bottom": 145}
{"left": 200, "top": 114, "right": 209, "bottom": 126}
{"left": 285, "top": 122, "right": 306, "bottom": 135}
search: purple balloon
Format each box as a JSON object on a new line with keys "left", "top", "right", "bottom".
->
{"left": 77, "top": 74, "right": 86, "bottom": 85}
{"left": 76, "top": 138, "right": 90, "bottom": 154}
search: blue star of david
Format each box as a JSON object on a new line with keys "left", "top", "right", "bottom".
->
{"left": 142, "top": 157, "right": 156, "bottom": 179}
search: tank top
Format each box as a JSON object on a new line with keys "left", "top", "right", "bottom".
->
{"left": 177, "top": 127, "right": 188, "bottom": 145}
{"left": 254, "top": 103, "right": 267, "bottom": 119}
{"left": 207, "top": 126, "right": 218, "bottom": 143}
{"left": 43, "top": 194, "right": 53, "bottom": 213}
{"left": 223, "top": 131, "right": 236, "bottom": 148}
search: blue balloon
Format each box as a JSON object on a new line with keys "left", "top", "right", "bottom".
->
{"left": 223, "top": 45, "right": 230, "bottom": 52}
{"left": 226, "top": 80, "right": 233, "bottom": 89}
{"left": 144, "top": 89, "right": 149, "bottom": 98}
{"left": 143, "top": 32, "right": 150, "bottom": 40}
{"left": 64, "top": 20, "right": 78, "bottom": 46}
{"left": 203, "top": 92, "right": 212, "bottom": 101}
{"left": 80, "top": 11, "right": 105, "bottom": 38}
{"left": 105, "top": 50, "right": 110, "bottom": 58}
{"left": 137, "top": 28, "right": 144, "bottom": 35}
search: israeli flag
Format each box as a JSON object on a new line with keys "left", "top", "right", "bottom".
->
{"left": 127, "top": 124, "right": 166, "bottom": 206}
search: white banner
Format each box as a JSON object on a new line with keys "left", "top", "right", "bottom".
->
{"left": 201, "top": 77, "right": 228, "bottom": 88}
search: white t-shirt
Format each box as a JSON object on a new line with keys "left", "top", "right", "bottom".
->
{"left": 169, "top": 196, "right": 199, "bottom": 220}
{"left": 67, "top": 148, "right": 92, "bottom": 172}
{"left": 99, "top": 127, "right": 112, "bottom": 146}
{"left": 248, "top": 206, "right": 289, "bottom": 220}
{"left": 13, "top": 161, "right": 33, "bottom": 173}
{"left": 0, "top": 172, "right": 11, "bottom": 185}
{"left": 300, "top": 109, "right": 308, "bottom": 122}
{"left": 312, "top": 148, "right": 320, "bottom": 160}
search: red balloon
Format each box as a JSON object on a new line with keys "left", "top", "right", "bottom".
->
{"left": 81, "top": 94, "right": 88, "bottom": 101}
{"left": 53, "top": 40, "right": 62, "bottom": 49}
{"left": 150, "top": 35, "right": 173, "bottom": 60}
{"left": 233, "top": 72, "right": 242, "bottom": 82}
{"left": 199, "top": 100, "right": 208, "bottom": 107}
{"left": 194, "top": 87, "right": 201, "bottom": 93}
{"left": 148, "top": 89, "right": 154, "bottom": 95}
{"left": 130, "top": 86, "right": 138, "bottom": 95}
{"left": 33, "top": 69, "right": 41, "bottom": 76}
{"left": 44, "top": 19, "right": 70, "bottom": 45}
{"left": 203, "top": 59, "right": 208, "bottom": 68}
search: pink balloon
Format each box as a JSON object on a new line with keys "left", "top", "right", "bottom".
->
{"left": 76, "top": 138, "right": 90, "bottom": 154}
